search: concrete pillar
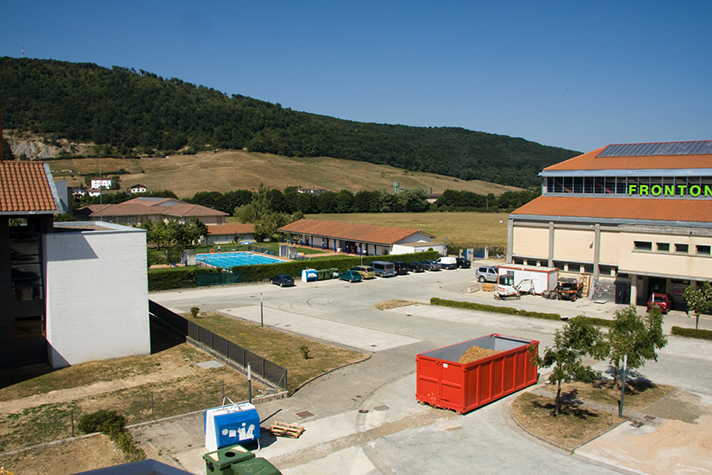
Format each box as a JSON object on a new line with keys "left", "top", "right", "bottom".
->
{"left": 593, "top": 224, "right": 601, "bottom": 280}
{"left": 484, "top": 247, "right": 489, "bottom": 260}
{"left": 506, "top": 219, "right": 514, "bottom": 264}
{"left": 548, "top": 221, "right": 555, "bottom": 268}
{"left": 630, "top": 275, "right": 638, "bottom": 306}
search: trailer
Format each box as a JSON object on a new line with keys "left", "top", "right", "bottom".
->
{"left": 496, "top": 264, "right": 558, "bottom": 297}
{"left": 416, "top": 334, "right": 539, "bottom": 414}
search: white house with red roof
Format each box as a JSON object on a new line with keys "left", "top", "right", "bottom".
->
{"left": 279, "top": 219, "right": 444, "bottom": 256}
{"left": 508, "top": 140, "right": 712, "bottom": 308}
{"left": 204, "top": 223, "right": 255, "bottom": 245}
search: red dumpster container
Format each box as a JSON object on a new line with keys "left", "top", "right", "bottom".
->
{"left": 416, "top": 334, "right": 538, "bottom": 414}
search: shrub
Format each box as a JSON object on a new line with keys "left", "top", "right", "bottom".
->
{"left": 671, "top": 326, "right": 712, "bottom": 340}
{"left": 299, "top": 345, "right": 310, "bottom": 359}
{"left": 78, "top": 409, "right": 125, "bottom": 434}
{"left": 78, "top": 410, "right": 145, "bottom": 462}
{"left": 190, "top": 307, "right": 200, "bottom": 318}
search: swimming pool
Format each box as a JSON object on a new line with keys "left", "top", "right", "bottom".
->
{"left": 197, "top": 251, "right": 285, "bottom": 268}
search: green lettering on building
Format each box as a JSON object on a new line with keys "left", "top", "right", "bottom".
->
{"left": 678, "top": 185, "right": 688, "bottom": 195}
{"left": 706, "top": 185, "right": 712, "bottom": 197}
{"left": 691, "top": 185, "right": 701, "bottom": 196}
{"left": 628, "top": 184, "right": 637, "bottom": 195}
{"left": 665, "top": 185, "right": 675, "bottom": 196}
{"left": 640, "top": 185, "right": 649, "bottom": 195}
{"left": 651, "top": 184, "right": 662, "bottom": 196}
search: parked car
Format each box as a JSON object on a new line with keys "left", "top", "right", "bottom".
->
{"left": 350, "top": 265, "right": 376, "bottom": 279}
{"left": 436, "top": 256, "right": 458, "bottom": 270}
{"left": 407, "top": 261, "right": 425, "bottom": 273}
{"left": 339, "top": 270, "right": 363, "bottom": 283}
{"left": 455, "top": 257, "right": 471, "bottom": 269}
{"left": 372, "top": 261, "right": 396, "bottom": 277}
{"left": 647, "top": 292, "right": 674, "bottom": 314}
{"left": 421, "top": 260, "right": 442, "bottom": 271}
{"left": 392, "top": 261, "right": 409, "bottom": 275}
{"left": 476, "top": 266, "right": 498, "bottom": 283}
{"left": 270, "top": 274, "right": 295, "bottom": 287}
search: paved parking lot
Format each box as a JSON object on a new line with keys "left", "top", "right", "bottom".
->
{"left": 146, "top": 262, "right": 712, "bottom": 474}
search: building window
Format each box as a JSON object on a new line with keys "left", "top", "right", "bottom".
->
{"left": 10, "top": 231, "right": 44, "bottom": 301}
{"left": 568, "top": 263, "right": 581, "bottom": 273}
{"left": 634, "top": 241, "right": 652, "bottom": 251}
{"left": 697, "top": 245, "right": 711, "bottom": 255}
{"left": 657, "top": 243, "right": 670, "bottom": 252}
{"left": 675, "top": 244, "right": 689, "bottom": 254}
{"left": 14, "top": 316, "right": 45, "bottom": 339}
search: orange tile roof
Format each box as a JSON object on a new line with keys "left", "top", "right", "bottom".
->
{"left": 0, "top": 161, "right": 59, "bottom": 213}
{"left": 279, "top": 219, "right": 433, "bottom": 244}
{"left": 205, "top": 224, "right": 255, "bottom": 235}
{"left": 512, "top": 196, "right": 712, "bottom": 224}
{"left": 545, "top": 146, "right": 712, "bottom": 171}
{"left": 75, "top": 198, "right": 227, "bottom": 218}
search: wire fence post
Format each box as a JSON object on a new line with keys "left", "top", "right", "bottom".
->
{"left": 151, "top": 393, "right": 155, "bottom": 420}
{"left": 71, "top": 409, "right": 75, "bottom": 437}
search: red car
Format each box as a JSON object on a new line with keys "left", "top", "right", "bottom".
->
{"left": 647, "top": 293, "right": 674, "bottom": 314}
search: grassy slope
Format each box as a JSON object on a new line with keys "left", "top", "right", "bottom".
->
{"left": 47, "top": 150, "right": 521, "bottom": 198}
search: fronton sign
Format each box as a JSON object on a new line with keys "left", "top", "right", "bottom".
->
{"left": 628, "top": 184, "right": 712, "bottom": 197}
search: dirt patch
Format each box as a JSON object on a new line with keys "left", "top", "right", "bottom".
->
{"left": 457, "top": 346, "right": 502, "bottom": 364}
{"left": 535, "top": 380, "right": 677, "bottom": 411}
{"left": 374, "top": 300, "right": 418, "bottom": 311}
{"left": 512, "top": 392, "right": 621, "bottom": 450}
{"left": 2, "top": 435, "right": 125, "bottom": 475}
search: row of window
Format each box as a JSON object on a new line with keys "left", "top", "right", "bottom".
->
{"left": 633, "top": 241, "right": 711, "bottom": 255}
{"left": 10, "top": 230, "right": 44, "bottom": 301}
{"left": 544, "top": 176, "right": 712, "bottom": 197}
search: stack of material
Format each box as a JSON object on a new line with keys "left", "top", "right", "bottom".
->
{"left": 457, "top": 345, "right": 503, "bottom": 364}
{"left": 269, "top": 422, "right": 305, "bottom": 438}
{"left": 481, "top": 283, "right": 497, "bottom": 292}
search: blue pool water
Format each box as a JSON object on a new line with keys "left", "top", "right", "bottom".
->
{"left": 197, "top": 251, "right": 284, "bottom": 268}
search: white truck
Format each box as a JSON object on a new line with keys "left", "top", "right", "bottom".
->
{"left": 495, "top": 264, "right": 558, "bottom": 299}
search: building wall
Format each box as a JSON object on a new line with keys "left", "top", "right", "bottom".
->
{"left": 617, "top": 231, "right": 712, "bottom": 280}
{"left": 44, "top": 223, "right": 150, "bottom": 368}
{"left": 511, "top": 226, "right": 549, "bottom": 258}
{"left": 553, "top": 228, "right": 595, "bottom": 262}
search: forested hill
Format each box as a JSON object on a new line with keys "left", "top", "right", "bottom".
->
{"left": 0, "top": 57, "right": 579, "bottom": 187}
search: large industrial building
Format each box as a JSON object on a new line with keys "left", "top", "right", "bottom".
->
{"left": 508, "top": 140, "right": 712, "bottom": 309}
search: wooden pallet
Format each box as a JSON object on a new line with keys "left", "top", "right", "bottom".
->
{"left": 270, "top": 421, "right": 305, "bottom": 438}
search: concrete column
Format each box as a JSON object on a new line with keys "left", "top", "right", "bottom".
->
{"left": 506, "top": 219, "right": 514, "bottom": 263}
{"left": 593, "top": 224, "right": 601, "bottom": 280}
{"left": 548, "top": 221, "right": 555, "bottom": 268}
{"left": 630, "top": 275, "right": 638, "bottom": 306}
{"left": 484, "top": 247, "right": 489, "bottom": 260}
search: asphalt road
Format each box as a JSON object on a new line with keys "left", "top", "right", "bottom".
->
{"left": 145, "top": 262, "right": 712, "bottom": 474}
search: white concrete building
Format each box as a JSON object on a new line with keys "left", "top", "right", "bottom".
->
{"left": 44, "top": 222, "right": 150, "bottom": 368}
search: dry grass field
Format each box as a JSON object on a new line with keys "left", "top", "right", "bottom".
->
{"left": 302, "top": 212, "right": 510, "bottom": 249}
{"left": 46, "top": 150, "right": 521, "bottom": 198}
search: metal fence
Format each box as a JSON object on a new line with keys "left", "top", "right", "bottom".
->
{"left": 148, "top": 300, "right": 288, "bottom": 391}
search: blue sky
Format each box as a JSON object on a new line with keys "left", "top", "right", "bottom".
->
{"left": 2, "top": 1, "right": 711, "bottom": 152}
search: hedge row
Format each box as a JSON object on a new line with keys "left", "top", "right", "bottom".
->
{"left": 429, "top": 297, "right": 562, "bottom": 321}
{"left": 148, "top": 251, "right": 440, "bottom": 291}
{"left": 671, "top": 326, "right": 712, "bottom": 340}
{"left": 568, "top": 315, "right": 613, "bottom": 327}
{"left": 148, "top": 267, "right": 220, "bottom": 291}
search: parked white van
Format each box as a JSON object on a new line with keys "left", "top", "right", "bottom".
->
{"left": 436, "top": 256, "right": 458, "bottom": 269}
{"left": 372, "top": 261, "right": 396, "bottom": 277}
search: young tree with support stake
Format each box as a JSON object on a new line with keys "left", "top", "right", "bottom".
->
{"left": 536, "top": 318, "right": 610, "bottom": 416}
{"left": 606, "top": 305, "right": 667, "bottom": 389}
{"left": 683, "top": 282, "right": 712, "bottom": 330}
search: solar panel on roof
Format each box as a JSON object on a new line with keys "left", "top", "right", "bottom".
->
{"left": 597, "top": 141, "right": 712, "bottom": 157}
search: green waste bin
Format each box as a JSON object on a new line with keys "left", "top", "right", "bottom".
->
{"left": 328, "top": 268, "right": 339, "bottom": 279}
{"left": 204, "top": 444, "right": 255, "bottom": 475}
{"left": 232, "top": 457, "right": 282, "bottom": 475}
